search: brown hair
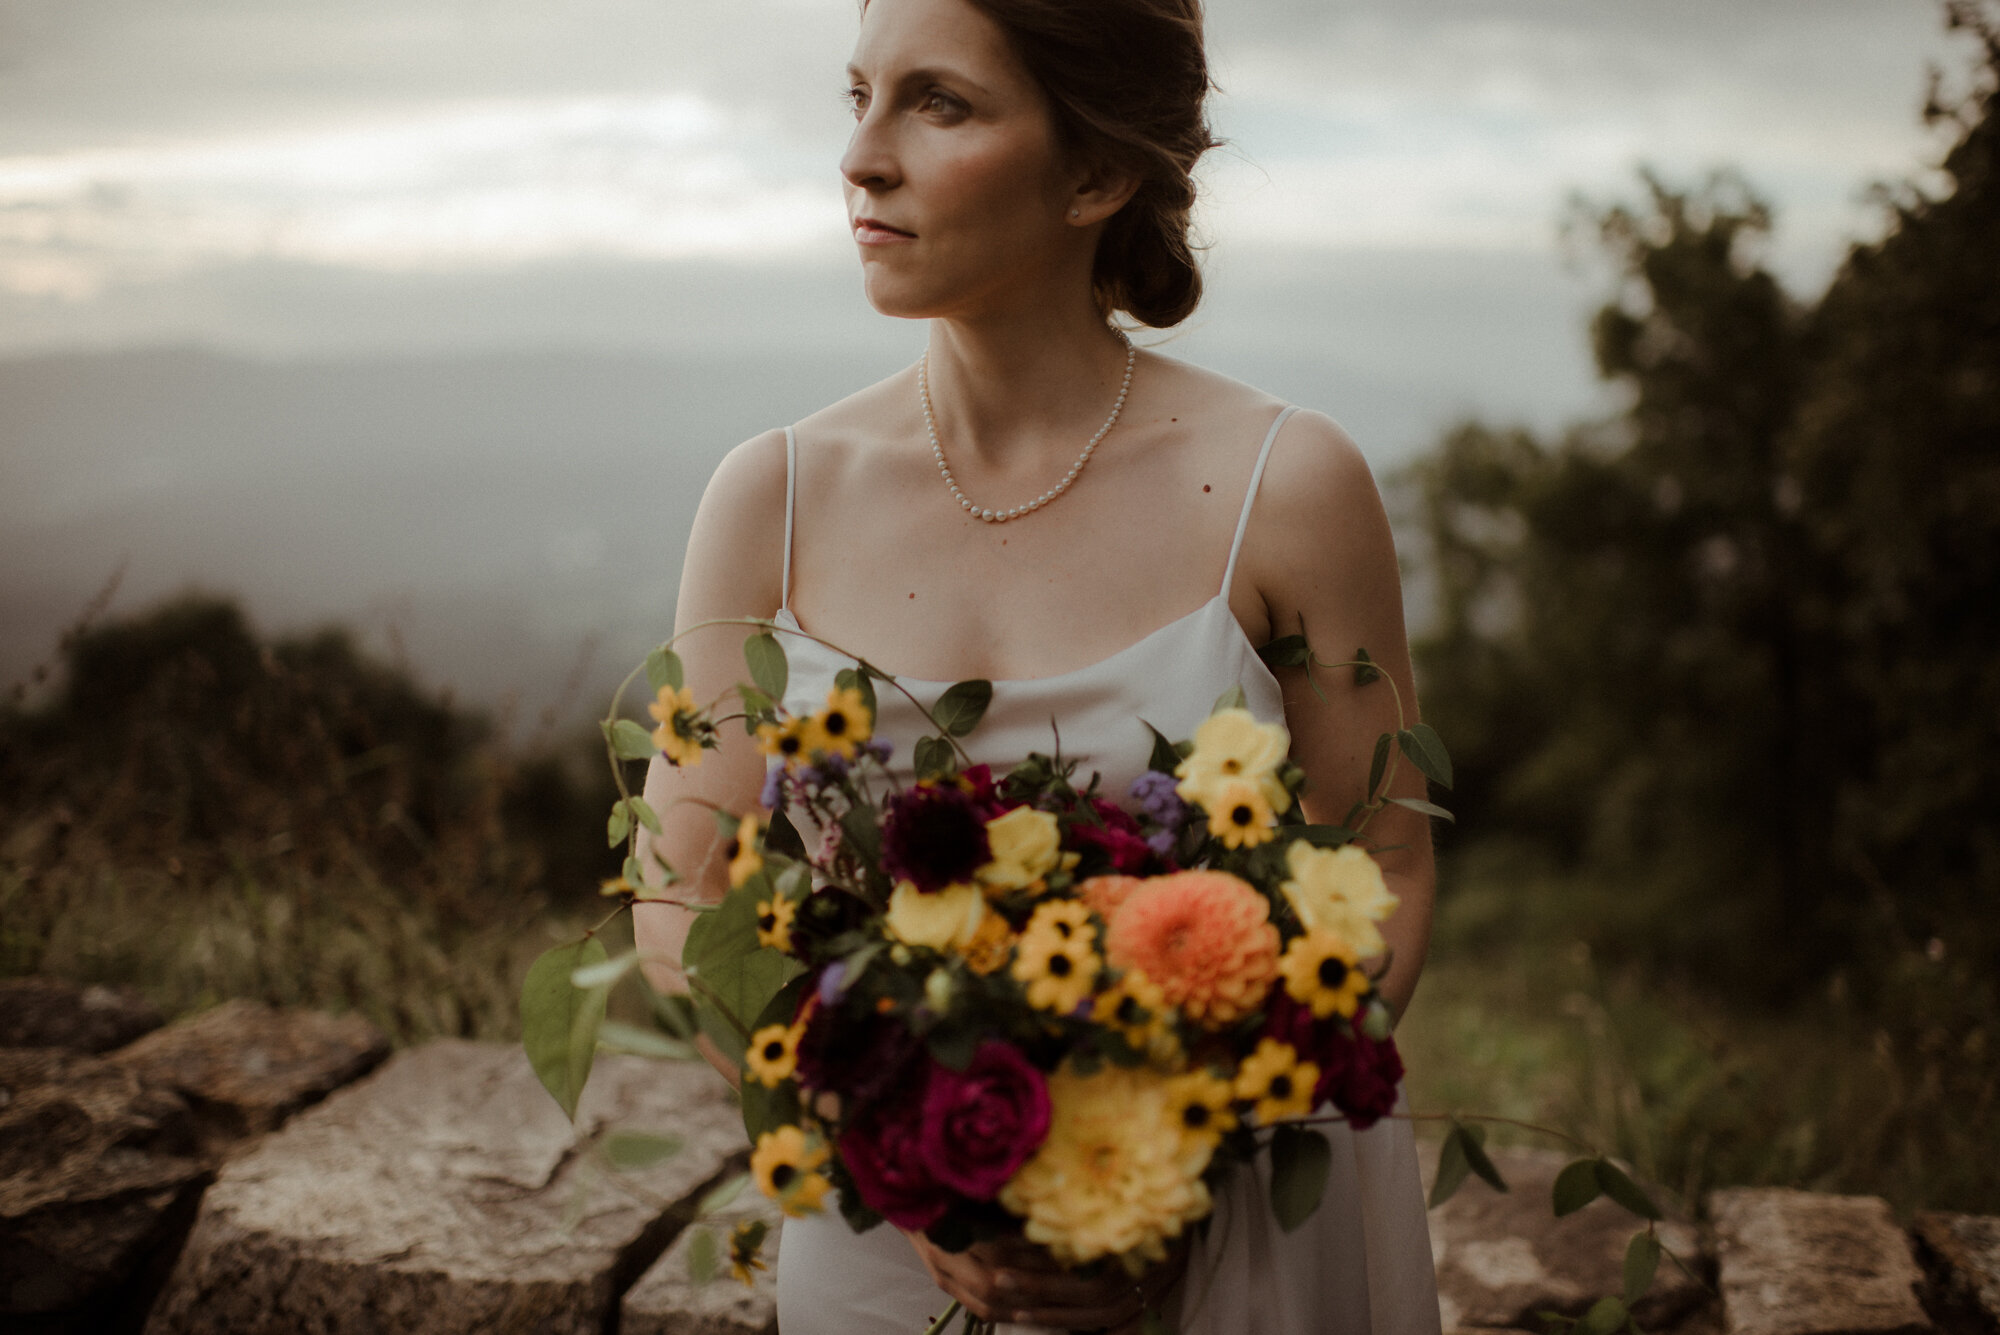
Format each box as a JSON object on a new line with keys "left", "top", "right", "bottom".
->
{"left": 960, "top": 0, "right": 1216, "bottom": 328}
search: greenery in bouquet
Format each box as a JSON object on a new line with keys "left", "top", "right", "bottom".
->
{"left": 523, "top": 621, "right": 1680, "bottom": 1335}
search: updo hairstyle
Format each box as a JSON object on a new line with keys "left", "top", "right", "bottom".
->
{"left": 962, "top": 0, "right": 1217, "bottom": 329}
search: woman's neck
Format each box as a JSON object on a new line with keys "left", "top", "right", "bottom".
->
{"left": 920, "top": 306, "right": 1139, "bottom": 469}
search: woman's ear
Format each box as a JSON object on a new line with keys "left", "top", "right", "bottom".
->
{"left": 1066, "top": 164, "right": 1142, "bottom": 227}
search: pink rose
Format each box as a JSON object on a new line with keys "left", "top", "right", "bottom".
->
{"left": 918, "top": 1043, "right": 1051, "bottom": 1199}
{"left": 841, "top": 1094, "right": 952, "bottom": 1231}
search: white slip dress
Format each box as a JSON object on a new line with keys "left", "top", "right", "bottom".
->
{"left": 766, "top": 407, "right": 1443, "bottom": 1335}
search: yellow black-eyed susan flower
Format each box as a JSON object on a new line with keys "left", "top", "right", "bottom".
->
{"left": 648, "top": 684, "right": 711, "bottom": 767}
{"left": 1200, "top": 775, "right": 1279, "bottom": 850}
{"left": 1164, "top": 1068, "right": 1238, "bottom": 1158}
{"left": 1022, "top": 897, "right": 1097, "bottom": 947}
{"left": 750, "top": 1125, "right": 830, "bottom": 1217}
{"left": 727, "top": 1218, "right": 771, "bottom": 1287}
{"left": 1013, "top": 928, "right": 1100, "bottom": 1015}
{"left": 725, "top": 813, "right": 764, "bottom": 888}
{"left": 1279, "top": 928, "right": 1372, "bottom": 1019}
{"left": 744, "top": 1020, "right": 802, "bottom": 1087}
{"left": 755, "top": 894, "right": 796, "bottom": 953}
{"left": 803, "top": 685, "right": 872, "bottom": 760}
{"left": 756, "top": 716, "right": 810, "bottom": 767}
{"left": 1091, "top": 968, "right": 1176, "bottom": 1062}
{"left": 1234, "top": 1037, "right": 1318, "bottom": 1124}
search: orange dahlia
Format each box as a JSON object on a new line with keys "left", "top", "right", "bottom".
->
{"left": 1078, "top": 874, "right": 1146, "bottom": 920}
{"left": 1103, "top": 870, "right": 1279, "bottom": 1028}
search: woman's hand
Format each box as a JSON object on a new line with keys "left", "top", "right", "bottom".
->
{"left": 902, "top": 1228, "right": 1186, "bottom": 1331}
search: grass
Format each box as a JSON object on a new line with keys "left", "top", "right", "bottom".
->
{"left": 1398, "top": 845, "right": 2000, "bottom": 1218}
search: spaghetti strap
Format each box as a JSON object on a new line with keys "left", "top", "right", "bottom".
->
{"left": 1221, "top": 405, "right": 1300, "bottom": 600}
{"left": 781, "top": 425, "right": 798, "bottom": 610}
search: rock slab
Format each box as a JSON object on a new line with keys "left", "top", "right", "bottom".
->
{"left": 146, "top": 1039, "right": 744, "bottom": 1335}
{"left": 1424, "top": 1144, "right": 1705, "bottom": 1330}
{"left": 622, "top": 1189, "right": 781, "bottom": 1335}
{"left": 0, "top": 977, "right": 162, "bottom": 1053}
{"left": 1709, "top": 1187, "right": 1929, "bottom": 1335}
{"left": 1913, "top": 1212, "right": 2000, "bottom": 1329}
{"left": 110, "top": 999, "right": 388, "bottom": 1156}
{"left": 0, "top": 1047, "right": 209, "bottom": 1327}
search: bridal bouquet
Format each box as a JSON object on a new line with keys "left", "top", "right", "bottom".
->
{"left": 524, "top": 623, "right": 1457, "bottom": 1327}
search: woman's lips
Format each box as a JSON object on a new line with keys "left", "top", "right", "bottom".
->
{"left": 854, "top": 218, "right": 916, "bottom": 245}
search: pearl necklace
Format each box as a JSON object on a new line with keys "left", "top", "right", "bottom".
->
{"left": 919, "top": 332, "right": 1137, "bottom": 524}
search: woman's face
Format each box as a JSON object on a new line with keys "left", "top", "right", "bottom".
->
{"left": 841, "top": 0, "right": 1084, "bottom": 321}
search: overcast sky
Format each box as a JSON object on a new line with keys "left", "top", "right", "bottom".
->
{"left": 0, "top": 0, "right": 1967, "bottom": 360}
{"left": 0, "top": 1, "right": 1977, "bottom": 715}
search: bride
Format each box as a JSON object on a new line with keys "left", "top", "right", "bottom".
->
{"left": 634, "top": 0, "right": 1442, "bottom": 1329}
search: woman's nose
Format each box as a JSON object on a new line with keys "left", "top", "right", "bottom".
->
{"left": 840, "top": 112, "right": 899, "bottom": 193}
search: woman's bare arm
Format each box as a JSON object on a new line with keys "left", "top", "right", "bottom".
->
{"left": 631, "top": 430, "right": 791, "bottom": 1078}
{"left": 1242, "top": 410, "right": 1436, "bottom": 1021}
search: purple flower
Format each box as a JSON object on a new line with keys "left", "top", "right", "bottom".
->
{"left": 816, "top": 961, "right": 849, "bottom": 1007}
{"left": 863, "top": 739, "right": 894, "bottom": 763}
{"left": 1146, "top": 830, "right": 1177, "bottom": 858}
{"left": 1130, "top": 769, "right": 1190, "bottom": 830}
{"left": 759, "top": 763, "right": 785, "bottom": 811}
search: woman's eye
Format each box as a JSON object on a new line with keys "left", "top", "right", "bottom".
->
{"left": 841, "top": 86, "right": 869, "bottom": 115}
{"left": 920, "top": 89, "right": 964, "bottom": 117}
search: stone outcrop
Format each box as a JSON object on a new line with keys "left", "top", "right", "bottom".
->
{"left": 0, "top": 1047, "right": 210, "bottom": 1331}
{"left": 622, "top": 1191, "right": 782, "bottom": 1335}
{"left": 145, "top": 1039, "right": 744, "bottom": 1335}
{"left": 0, "top": 977, "right": 162, "bottom": 1053}
{"left": 1426, "top": 1145, "right": 1706, "bottom": 1331}
{"left": 1913, "top": 1212, "right": 2000, "bottom": 1330}
{"left": 109, "top": 999, "right": 388, "bottom": 1156}
{"left": 1710, "top": 1187, "right": 1931, "bottom": 1335}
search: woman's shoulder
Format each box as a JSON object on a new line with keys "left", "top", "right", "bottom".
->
{"left": 1146, "top": 353, "right": 1366, "bottom": 485}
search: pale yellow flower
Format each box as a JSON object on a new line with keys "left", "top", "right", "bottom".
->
{"left": 884, "top": 880, "right": 986, "bottom": 952}
{"left": 999, "top": 1063, "right": 1214, "bottom": 1269}
{"left": 977, "top": 806, "right": 1064, "bottom": 892}
{"left": 1175, "top": 708, "right": 1291, "bottom": 812}
{"left": 1279, "top": 841, "right": 1399, "bottom": 958}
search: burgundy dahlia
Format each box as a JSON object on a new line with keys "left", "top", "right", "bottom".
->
{"left": 917, "top": 1042, "right": 1050, "bottom": 1198}
{"left": 841, "top": 1093, "right": 953, "bottom": 1231}
{"left": 881, "top": 781, "right": 991, "bottom": 893}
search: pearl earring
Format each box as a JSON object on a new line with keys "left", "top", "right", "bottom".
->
{"left": 1070, "top": 208, "right": 1080, "bottom": 219}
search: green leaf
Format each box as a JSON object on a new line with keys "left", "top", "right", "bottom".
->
{"left": 1142, "top": 721, "right": 1186, "bottom": 775}
{"left": 1257, "top": 634, "right": 1311, "bottom": 668}
{"left": 1623, "top": 1230, "right": 1661, "bottom": 1305}
{"left": 839, "top": 803, "right": 882, "bottom": 865}
{"left": 598, "top": 1018, "right": 697, "bottom": 1061}
{"left": 913, "top": 735, "right": 956, "bottom": 781}
{"left": 603, "top": 1129, "right": 683, "bottom": 1171}
{"left": 932, "top": 679, "right": 993, "bottom": 737}
{"left": 650, "top": 991, "right": 701, "bottom": 1041}
{"left": 1268, "top": 1125, "right": 1332, "bottom": 1232}
{"left": 1367, "top": 732, "right": 1392, "bottom": 799}
{"left": 572, "top": 948, "right": 638, "bottom": 990}
{"left": 1579, "top": 1296, "right": 1629, "bottom": 1335}
{"left": 834, "top": 667, "right": 877, "bottom": 721}
{"left": 1291, "top": 823, "right": 1358, "bottom": 848}
{"left": 1211, "top": 682, "right": 1249, "bottom": 715}
{"left": 1595, "top": 1160, "right": 1663, "bottom": 1221}
{"left": 740, "top": 1077, "right": 803, "bottom": 1146}
{"left": 521, "top": 936, "right": 611, "bottom": 1121}
{"left": 765, "top": 807, "right": 807, "bottom": 859}
{"left": 682, "top": 883, "right": 804, "bottom": 1067}
{"left": 622, "top": 854, "right": 646, "bottom": 887}
{"left": 1552, "top": 1158, "right": 1603, "bottom": 1216}
{"left": 686, "top": 1224, "right": 718, "bottom": 1286}
{"left": 623, "top": 796, "right": 661, "bottom": 835}
{"left": 1388, "top": 796, "right": 1456, "bottom": 822}
{"left": 698, "top": 1172, "right": 751, "bottom": 1216}
{"left": 607, "top": 803, "right": 632, "bottom": 848}
{"left": 1429, "top": 1122, "right": 1473, "bottom": 1207}
{"left": 1396, "top": 723, "right": 1454, "bottom": 789}
{"left": 745, "top": 632, "right": 788, "bottom": 701}
{"left": 611, "top": 719, "right": 657, "bottom": 760}
{"left": 645, "top": 647, "right": 684, "bottom": 692}
{"left": 1458, "top": 1122, "right": 1508, "bottom": 1193}
{"left": 1353, "top": 646, "right": 1381, "bottom": 686}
